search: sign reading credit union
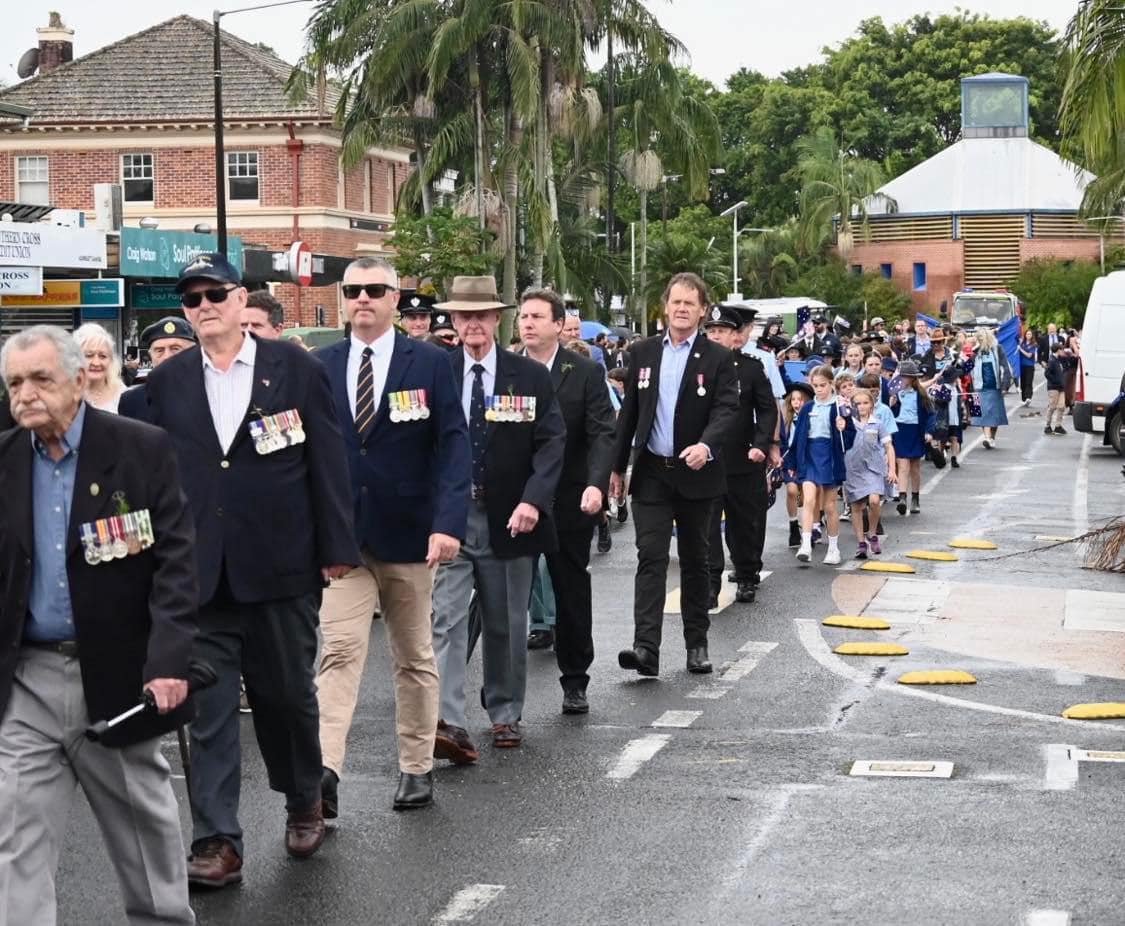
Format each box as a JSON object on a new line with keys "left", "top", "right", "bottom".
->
{"left": 0, "top": 225, "right": 107, "bottom": 269}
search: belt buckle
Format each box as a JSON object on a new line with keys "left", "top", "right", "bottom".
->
{"left": 59, "top": 640, "right": 79, "bottom": 658}
{"left": 662, "top": 456, "right": 676, "bottom": 469}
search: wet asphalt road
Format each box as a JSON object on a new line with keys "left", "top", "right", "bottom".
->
{"left": 56, "top": 378, "right": 1125, "bottom": 925}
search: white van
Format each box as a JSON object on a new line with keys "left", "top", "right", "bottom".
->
{"left": 1073, "top": 270, "right": 1125, "bottom": 452}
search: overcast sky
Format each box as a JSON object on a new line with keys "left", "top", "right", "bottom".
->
{"left": 3, "top": 1, "right": 1074, "bottom": 89}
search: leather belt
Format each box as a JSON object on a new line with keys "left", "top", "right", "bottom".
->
{"left": 646, "top": 452, "right": 678, "bottom": 469}
{"left": 24, "top": 639, "right": 79, "bottom": 658}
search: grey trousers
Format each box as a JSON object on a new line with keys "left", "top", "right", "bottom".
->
{"left": 0, "top": 647, "right": 193, "bottom": 926}
{"left": 432, "top": 503, "right": 534, "bottom": 729}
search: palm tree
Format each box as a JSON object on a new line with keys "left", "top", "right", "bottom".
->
{"left": 644, "top": 234, "right": 729, "bottom": 310}
{"left": 796, "top": 126, "right": 896, "bottom": 262}
{"left": 1060, "top": 1, "right": 1125, "bottom": 215}
{"left": 740, "top": 220, "right": 802, "bottom": 298}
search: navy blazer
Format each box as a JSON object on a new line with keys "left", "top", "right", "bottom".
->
{"left": 315, "top": 333, "right": 471, "bottom": 562}
{"left": 0, "top": 408, "right": 197, "bottom": 747}
{"left": 134, "top": 336, "right": 360, "bottom": 605}
{"left": 791, "top": 401, "right": 855, "bottom": 486}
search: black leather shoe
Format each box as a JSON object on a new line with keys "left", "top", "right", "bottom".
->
{"left": 618, "top": 647, "right": 659, "bottom": 677}
{"left": 562, "top": 689, "right": 589, "bottom": 714}
{"left": 527, "top": 628, "right": 554, "bottom": 650}
{"left": 686, "top": 647, "right": 712, "bottom": 674}
{"left": 320, "top": 767, "right": 339, "bottom": 820}
{"left": 707, "top": 590, "right": 720, "bottom": 610}
{"left": 597, "top": 520, "right": 612, "bottom": 553}
{"left": 735, "top": 582, "right": 756, "bottom": 603}
{"left": 726, "top": 571, "right": 738, "bottom": 582}
{"left": 393, "top": 771, "right": 433, "bottom": 811}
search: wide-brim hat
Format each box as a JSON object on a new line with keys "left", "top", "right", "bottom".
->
{"left": 786, "top": 382, "right": 815, "bottom": 400}
{"left": 929, "top": 328, "right": 947, "bottom": 341}
{"left": 434, "top": 276, "right": 510, "bottom": 312}
{"left": 898, "top": 359, "right": 922, "bottom": 377}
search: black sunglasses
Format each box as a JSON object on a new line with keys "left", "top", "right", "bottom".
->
{"left": 182, "top": 285, "right": 237, "bottom": 309}
{"left": 342, "top": 283, "right": 397, "bottom": 300}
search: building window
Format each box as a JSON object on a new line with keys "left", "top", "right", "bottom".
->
{"left": 880, "top": 263, "right": 893, "bottom": 279}
{"left": 121, "top": 153, "right": 154, "bottom": 202}
{"left": 850, "top": 264, "right": 862, "bottom": 276}
{"left": 16, "top": 156, "right": 49, "bottom": 205}
{"left": 913, "top": 262, "right": 927, "bottom": 291}
{"left": 227, "top": 151, "right": 259, "bottom": 201}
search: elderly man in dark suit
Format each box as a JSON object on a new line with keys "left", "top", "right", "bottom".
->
{"left": 313, "top": 258, "right": 470, "bottom": 815}
{"left": 132, "top": 253, "right": 359, "bottom": 887}
{"left": 517, "top": 287, "right": 616, "bottom": 714}
{"left": 0, "top": 325, "right": 197, "bottom": 924}
{"left": 611, "top": 272, "right": 739, "bottom": 677}
{"left": 430, "top": 276, "right": 565, "bottom": 761}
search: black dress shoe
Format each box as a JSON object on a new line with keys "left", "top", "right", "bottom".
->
{"left": 686, "top": 647, "right": 712, "bottom": 674}
{"left": 735, "top": 582, "right": 756, "bottom": 603}
{"left": 320, "top": 767, "right": 339, "bottom": 820}
{"left": 618, "top": 647, "right": 659, "bottom": 677}
{"left": 527, "top": 628, "right": 554, "bottom": 650}
{"left": 597, "top": 520, "right": 612, "bottom": 553}
{"left": 393, "top": 771, "right": 433, "bottom": 811}
{"left": 707, "top": 590, "right": 719, "bottom": 610}
{"left": 562, "top": 689, "right": 589, "bottom": 714}
{"left": 726, "top": 571, "right": 738, "bottom": 582}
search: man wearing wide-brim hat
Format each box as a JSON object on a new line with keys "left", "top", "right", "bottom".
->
{"left": 430, "top": 276, "right": 565, "bottom": 758}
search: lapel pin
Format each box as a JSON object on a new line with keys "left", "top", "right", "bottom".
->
{"left": 693, "top": 353, "right": 701, "bottom": 359}
{"left": 261, "top": 378, "right": 271, "bottom": 387}
{"left": 90, "top": 483, "right": 100, "bottom": 497}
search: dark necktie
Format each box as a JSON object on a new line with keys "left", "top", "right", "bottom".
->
{"left": 355, "top": 346, "right": 375, "bottom": 441}
{"left": 470, "top": 363, "right": 487, "bottom": 486}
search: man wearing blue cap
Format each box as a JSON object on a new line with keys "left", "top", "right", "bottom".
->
{"left": 133, "top": 252, "right": 360, "bottom": 887}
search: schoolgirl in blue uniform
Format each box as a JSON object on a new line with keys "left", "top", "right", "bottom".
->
{"left": 889, "top": 359, "right": 936, "bottom": 516}
{"left": 790, "top": 364, "right": 854, "bottom": 565}
{"left": 780, "top": 382, "right": 813, "bottom": 548}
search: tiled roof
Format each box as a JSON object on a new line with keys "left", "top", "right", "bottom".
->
{"left": 0, "top": 15, "right": 339, "bottom": 125}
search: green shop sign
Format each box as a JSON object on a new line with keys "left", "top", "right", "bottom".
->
{"left": 130, "top": 282, "right": 182, "bottom": 310}
{"left": 120, "top": 228, "right": 243, "bottom": 279}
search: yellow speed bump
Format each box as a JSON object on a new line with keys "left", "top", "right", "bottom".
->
{"left": 860, "top": 561, "right": 916, "bottom": 574}
{"left": 905, "top": 550, "right": 959, "bottom": 562}
{"left": 1062, "top": 703, "right": 1125, "bottom": 720}
{"left": 898, "top": 670, "right": 977, "bottom": 685}
{"left": 834, "top": 642, "right": 909, "bottom": 657}
{"left": 822, "top": 615, "right": 891, "bottom": 630}
{"left": 948, "top": 538, "right": 997, "bottom": 550}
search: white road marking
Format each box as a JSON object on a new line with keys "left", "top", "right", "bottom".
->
{"left": 663, "top": 571, "right": 772, "bottom": 614}
{"left": 1042, "top": 744, "right": 1079, "bottom": 791}
{"left": 720, "top": 785, "right": 822, "bottom": 889}
{"left": 1073, "top": 748, "right": 1125, "bottom": 763}
{"left": 719, "top": 641, "right": 779, "bottom": 681}
{"left": 1053, "top": 669, "right": 1087, "bottom": 686}
{"left": 1062, "top": 589, "right": 1125, "bottom": 632}
{"left": 1024, "top": 910, "right": 1071, "bottom": 926}
{"left": 433, "top": 884, "right": 506, "bottom": 924}
{"left": 607, "top": 733, "right": 672, "bottom": 780}
{"left": 1073, "top": 433, "right": 1092, "bottom": 540}
{"left": 686, "top": 685, "right": 731, "bottom": 700}
{"left": 794, "top": 619, "right": 1125, "bottom": 732}
{"left": 850, "top": 760, "right": 954, "bottom": 778}
{"left": 865, "top": 577, "right": 949, "bottom": 624}
{"left": 652, "top": 710, "right": 702, "bottom": 728}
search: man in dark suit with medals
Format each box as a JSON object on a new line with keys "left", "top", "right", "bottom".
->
{"left": 703, "top": 305, "right": 778, "bottom": 606}
{"left": 133, "top": 253, "right": 360, "bottom": 887}
{"left": 430, "top": 276, "right": 565, "bottom": 760}
{"left": 611, "top": 272, "right": 739, "bottom": 677}
{"left": 313, "top": 258, "right": 470, "bottom": 815}
{"left": 0, "top": 325, "right": 197, "bottom": 922}
{"left": 517, "top": 287, "right": 616, "bottom": 714}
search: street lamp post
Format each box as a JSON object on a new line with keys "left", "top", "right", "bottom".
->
{"left": 720, "top": 201, "right": 747, "bottom": 297}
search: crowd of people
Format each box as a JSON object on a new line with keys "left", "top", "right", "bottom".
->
{"left": 0, "top": 252, "right": 1076, "bottom": 923}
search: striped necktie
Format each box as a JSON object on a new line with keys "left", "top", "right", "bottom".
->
{"left": 355, "top": 346, "right": 375, "bottom": 440}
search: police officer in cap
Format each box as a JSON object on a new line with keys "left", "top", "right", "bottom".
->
{"left": 118, "top": 316, "right": 197, "bottom": 421}
{"left": 703, "top": 304, "right": 777, "bottom": 605}
{"left": 428, "top": 310, "right": 458, "bottom": 350}
{"left": 398, "top": 290, "right": 437, "bottom": 340}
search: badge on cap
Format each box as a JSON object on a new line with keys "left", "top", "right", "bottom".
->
{"left": 410, "top": 297, "right": 420, "bottom": 308}
{"left": 184, "top": 255, "right": 213, "bottom": 273}
{"left": 163, "top": 321, "right": 176, "bottom": 334}
{"left": 711, "top": 307, "right": 721, "bottom": 321}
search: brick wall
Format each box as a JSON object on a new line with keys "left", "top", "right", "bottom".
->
{"left": 1020, "top": 237, "right": 1101, "bottom": 264}
{"left": 849, "top": 239, "right": 964, "bottom": 316}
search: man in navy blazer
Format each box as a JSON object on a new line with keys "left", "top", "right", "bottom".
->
{"left": 314, "top": 257, "right": 470, "bottom": 814}
{"left": 131, "top": 253, "right": 359, "bottom": 887}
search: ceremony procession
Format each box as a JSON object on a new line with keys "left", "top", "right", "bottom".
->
{"left": 0, "top": 0, "right": 1123, "bottom": 924}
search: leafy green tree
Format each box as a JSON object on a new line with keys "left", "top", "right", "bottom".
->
{"left": 1007, "top": 258, "right": 1101, "bottom": 330}
{"left": 784, "top": 260, "right": 910, "bottom": 329}
{"left": 388, "top": 208, "right": 497, "bottom": 293}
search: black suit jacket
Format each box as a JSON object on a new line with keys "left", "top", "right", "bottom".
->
{"left": 117, "top": 383, "right": 150, "bottom": 423}
{"left": 612, "top": 333, "right": 739, "bottom": 500}
{"left": 134, "top": 336, "right": 360, "bottom": 605}
{"left": 0, "top": 408, "right": 197, "bottom": 747}
{"left": 545, "top": 347, "right": 616, "bottom": 532}
{"left": 451, "top": 348, "right": 566, "bottom": 559}
{"left": 723, "top": 350, "right": 778, "bottom": 476}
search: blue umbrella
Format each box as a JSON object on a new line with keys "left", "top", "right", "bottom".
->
{"left": 580, "top": 320, "right": 611, "bottom": 340}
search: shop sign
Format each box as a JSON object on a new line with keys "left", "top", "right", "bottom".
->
{"left": 130, "top": 282, "right": 182, "bottom": 310}
{"left": 0, "top": 266, "right": 43, "bottom": 295}
{"left": 120, "top": 228, "right": 244, "bottom": 279}
{"left": 0, "top": 225, "right": 107, "bottom": 269}
{"left": 0, "top": 278, "right": 124, "bottom": 309}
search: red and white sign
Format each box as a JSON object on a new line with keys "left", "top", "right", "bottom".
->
{"left": 287, "top": 241, "right": 313, "bottom": 287}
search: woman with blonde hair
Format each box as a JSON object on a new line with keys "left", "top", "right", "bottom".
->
{"left": 73, "top": 323, "right": 126, "bottom": 413}
{"left": 968, "top": 326, "right": 1013, "bottom": 448}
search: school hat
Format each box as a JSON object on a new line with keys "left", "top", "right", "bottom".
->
{"left": 761, "top": 334, "right": 790, "bottom": 353}
{"left": 786, "top": 382, "right": 815, "bottom": 400}
{"left": 140, "top": 316, "right": 196, "bottom": 350}
{"left": 175, "top": 251, "right": 241, "bottom": 292}
{"left": 898, "top": 359, "right": 922, "bottom": 377}
{"left": 881, "top": 357, "right": 899, "bottom": 372}
{"left": 703, "top": 304, "right": 742, "bottom": 330}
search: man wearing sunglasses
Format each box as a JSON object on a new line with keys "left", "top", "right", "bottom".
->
{"left": 132, "top": 252, "right": 360, "bottom": 888}
{"left": 313, "top": 257, "right": 470, "bottom": 814}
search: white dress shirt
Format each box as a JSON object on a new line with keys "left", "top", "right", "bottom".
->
{"left": 527, "top": 343, "right": 559, "bottom": 371}
{"left": 202, "top": 333, "right": 256, "bottom": 454}
{"left": 460, "top": 344, "right": 497, "bottom": 424}
{"left": 346, "top": 327, "right": 396, "bottom": 420}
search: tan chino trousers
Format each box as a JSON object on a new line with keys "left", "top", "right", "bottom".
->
{"left": 317, "top": 553, "right": 438, "bottom": 775}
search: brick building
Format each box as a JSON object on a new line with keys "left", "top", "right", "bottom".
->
{"left": 848, "top": 74, "right": 1120, "bottom": 316}
{"left": 0, "top": 14, "right": 412, "bottom": 330}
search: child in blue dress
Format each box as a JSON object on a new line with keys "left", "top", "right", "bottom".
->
{"left": 889, "top": 359, "right": 935, "bottom": 516}
{"left": 780, "top": 382, "right": 813, "bottom": 549}
{"left": 791, "top": 365, "right": 853, "bottom": 565}
{"left": 844, "top": 388, "right": 897, "bottom": 558}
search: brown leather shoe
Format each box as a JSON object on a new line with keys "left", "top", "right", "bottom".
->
{"left": 491, "top": 722, "right": 522, "bottom": 748}
{"left": 433, "top": 720, "right": 479, "bottom": 765}
{"left": 187, "top": 838, "right": 242, "bottom": 889}
{"left": 285, "top": 804, "right": 326, "bottom": 859}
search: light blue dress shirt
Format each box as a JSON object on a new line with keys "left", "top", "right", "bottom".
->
{"left": 742, "top": 341, "right": 785, "bottom": 399}
{"left": 897, "top": 389, "right": 919, "bottom": 425}
{"left": 647, "top": 331, "right": 697, "bottom": 457}
{"left": 26, "top": 403, "right": 86, "bottom": 643}
{"left": 809, "top": 398, "right": 833, "bottom": 439}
